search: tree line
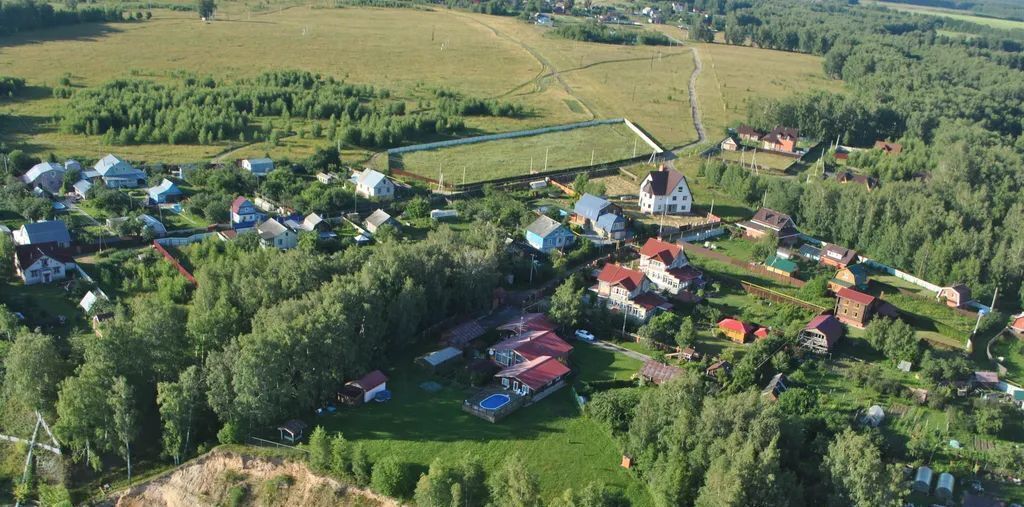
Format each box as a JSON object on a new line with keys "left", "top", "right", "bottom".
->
{"left": 553, "top": 21, "right": 673, "bottom": 46}
{"left": 0, "top": 0, "right": 127, "bottom": 36}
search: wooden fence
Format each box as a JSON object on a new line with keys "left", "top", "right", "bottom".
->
{"left": 152, "top": 241, "right": 197, "bottom": 286}
{"left": 680, "top": 241, "right": 805, "bottom": 288}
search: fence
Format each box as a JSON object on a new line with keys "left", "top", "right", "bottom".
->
{"left": 622, "top": 118, "right": 664, "bottom": 153}
{"left": 152, "top": 241, "right": 197, "bottom": 286}
{"left": 681, "top": 241, "right": 806, "bottom": 288}
{"left": 154, "top": 232, "right": 217, "bottom": 247}
{"left": 386, "top": 118, "right": 628, "bottom": 156}
{"left": 247, "top": 436, "right": 308, "bottom": 453}
{"left": 740, "top": 281, "right": 828, "bottom": 313}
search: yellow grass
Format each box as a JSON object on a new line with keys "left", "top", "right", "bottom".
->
{"left": 871, "top": 1, "right": 1024, "bottom": 30}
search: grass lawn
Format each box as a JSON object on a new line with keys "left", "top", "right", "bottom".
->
{"left": 715, "top": 148, "right": 800, "bottom": 173}
{"left": 398, "top": 123, "right": 646, "bottom": 185}
{"left": 316, "top": 341, "right": 650, "bottom": 505}
{"left": 870, "top": 1, "right": 1024, "bottom": 30}
{"left": 991, "top": 334, "right": 1023, "bottom": 385}
{"left": 0, "top": 280, "right": 90, "bottom": 336}
{"left": 864, "top": 279, "right": 975, "bottom": 348}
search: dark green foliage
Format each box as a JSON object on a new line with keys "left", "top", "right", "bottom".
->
{"left": 370, "top": 456, "right": 417, "bottom": 498}
{"left": 351, "top": 444, "right": 372, "bottom": 486}
{"left": 0, "top": 176, "right": 52, "bottom": 220}
{"left": 197, "top": 0, "right": 215, "bottom": 18}
{"left": 433, "top": 88, "right": 527, "bottom": 117}
{"left": 585, "top": 387, "right": 642, "bottom": 434}
{"left": 554, "top": 21, "right": 672, "bottom": 45}
{"left": 0, "top": 2, "right": 125, "bottom": 37}
{"left": 307, "top": 426, "right": 331, "bottom": 471}
{"left": 0, "top": 76, "right": 25, "bottom": 97}
{"left": 864, "top": 318, "right": 920, "bottom": 364}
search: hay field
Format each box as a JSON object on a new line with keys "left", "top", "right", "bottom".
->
{"left": 871, "top": 1, "right": 1024, "bottom": 30}
{"left": 398, "top": 123, "right": 647, "bottom": 185}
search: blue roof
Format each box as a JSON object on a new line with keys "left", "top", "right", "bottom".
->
{"left": 19, "top": 220, "right": 71, "bottom": 245}
{"left": 21, "top": 162, "right": 65, "bottom": 183}
{"left": 596, "top": 212, "right": 623, "bottom": 231}
{"left": 574, "top": 193, "right": 610, "bottom": 222}
{"left": 73, "top": 180, "right": 92, "bottom": 194}
{"left": 148, "top": 179, "right": 182, "bottom": 197}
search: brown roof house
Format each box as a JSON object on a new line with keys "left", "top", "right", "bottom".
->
{"left": 819, "top": 243, "right": 858, "bottom": 269}
{"left": 937, "top": 284, "right": 971, "bottom": 309}
{"left": 592, "top": 264, "right": 672, "bottom": 322}
{"left": 737, "top": 207, "right": 800, "bottom": 245}
{"left": 639, "top": 360, "right": 684, "bottom": 385}
{"left": 737, "top": 124, "right": 763, "bottom": 142}
{"left": 798, "top": 314, "right": 844, "bottom": 354}
{"left": 835, "top": 171, "right": 879, "bottom": 191}
{"left": 834, "top": 287, "right": 882, "bottom": 328}
{"left": 346, "top": 370, "right": 389, "bottom": 403}
{"left": 762, "top": 126, "right": 799, "bottom": 153}
{"left": 638, "top": 166, "right": 693, "bottom": 215}
{"left": 637, "top": 238, "right": 703, "bottom": 295}
{"left": 873, "top": 140, "right": 902, "bottom": 156}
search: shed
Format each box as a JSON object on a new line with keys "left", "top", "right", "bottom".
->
{"left": 346, "top": 370, "right": 388, "bottom": 403}
{"left": 277, "top": 419, "right": 308, "bottom": 444}
{"left": 419, "top": 347, "right": 463, "bottom": 370}
{"left": 430, "top": 209, "right": 458, "bottom": 220}
{"left": 913, "top": 466, "right": 933, "bottom": 493}
{"left": 639, "top": 360, "right": 683, "bottom": 385}
{"left": 936, "top": 472, "right": 955, "bottom": 499}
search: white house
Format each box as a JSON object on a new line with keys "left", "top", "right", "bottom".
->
{"left": 241, "top": 158, "right": 274, "bottom": 176}
{"left": 637, "top": 238, "right": 703, "bottom": 294}
{"left": 15, "top": 244, "right": 76, "bottom": 285}
{"left": 639, "top": 165, "right": 692, "bottom": 215}
{"left": 94, "top": 154, "right": 147, "bottom": 188}
{"left": 354, "top": 169, "right": 395, "bottom": 200}
{"left": 256, "top": 218, "right": 297, "bottom": 250}
{"left": 21, "top": 162, "right": 66, "bottom": 194}
{"left": 14, "top": 220, "right": 72, "bottom": 248}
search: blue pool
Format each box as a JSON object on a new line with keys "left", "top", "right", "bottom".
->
{"left": 479, "top": 393, "right": 511, "bottom": 411}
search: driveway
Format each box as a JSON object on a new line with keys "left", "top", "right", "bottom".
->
{"left": 590, "top": 339, "right": 654, "bottom": 362}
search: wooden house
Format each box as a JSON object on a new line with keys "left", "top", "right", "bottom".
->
{"left": 736, "top": 208, "right": 799, "bottom": 245}
{"left": 718, "top": 318, "right": 754, "bottom": 344}
{"left": 937, "top": 284, "right": 971, "bottom": 309}
{"left": 829, "top": 264, "right": 870, "bottom": 292}
{"left": 819, "top": 244, "right": 858, "bottom": 269}
{"left": 761, "top": 373, "right": 788, "bottom": 401}
{"left": 835, "top": 287, "right": 877, "bottom": 328}
{"left": 639, "top": 360, "right": 684, "bottom": 385}
{"left": 798, "top": 314, "right": 843, "bottom": 354}
{"left": 873, "top": 140, "right": 902, "bottom": 156}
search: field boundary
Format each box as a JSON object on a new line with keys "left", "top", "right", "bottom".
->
{"left": 386, "top": 118, "right": 631, "bottom": 156}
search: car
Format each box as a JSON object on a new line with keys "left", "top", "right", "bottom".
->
{"left": 574, "top": 329, "right": 595, "bottom": 342}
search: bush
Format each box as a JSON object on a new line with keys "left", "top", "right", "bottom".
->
{"left": 371, "top": 456, "right": 416, "bottom": 498}
{"left": 217, "top": 422, "right": 243, "bottom": 444}
{"left": 586, "top": 388, "right": 642, "bottom": 434}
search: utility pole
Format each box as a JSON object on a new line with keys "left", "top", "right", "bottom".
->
{"left": 621, "top": 305, "right": 628, "bottom": 337}
{"left": 544, "top": 148, "right": 549, "bottom": 172}
{"left": 529, "top": 254, "right": 536, "bottom": 285}
{"left": 633, "top": 138, "right": 638, "bottom": 158}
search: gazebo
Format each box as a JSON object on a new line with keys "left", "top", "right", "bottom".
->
{"left": 277, "top": 419, "right": 308, "bottom": 444}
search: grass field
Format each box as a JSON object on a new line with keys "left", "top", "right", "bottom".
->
{"left": 871, "top": 1, "right": 1024, "bottom": 30}
{"left": 991, "top": 334, "right": 1023, "bottom": 384}
{"left": 316, "top": 341, "right": 651, "bottom": 505}
{"left": 398, "top": 123, "right": 646, "bottom": 184}
{"left": 716, "top": 148, "right": 800, "bottom": 173}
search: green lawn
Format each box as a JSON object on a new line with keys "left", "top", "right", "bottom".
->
{"left": 0, "top": 281, "right": 90, "bottom": 336}
{"left": 398, "top": 123, "right": 647, "bottom": 185}
{"left": 991, "top": 334, "right": 1023, "bottom": 385}
{"left": 316, "top": 342, "right": 650, "bottom": 505}
{"left": 716, "top": 148, "right": 799, "bottom": 173}
{"left": 864, "top": 279, "right": 975, "bottom": 348}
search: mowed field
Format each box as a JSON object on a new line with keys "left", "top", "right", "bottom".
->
{"left": 398, "top": 123, "right": 645, "bottom": 184}
{"left": 871, "top": 1, "right": 1024, "bottom": 30}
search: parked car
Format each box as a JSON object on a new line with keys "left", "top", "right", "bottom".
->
{"left": 574, "top": 329, "right": 595, "bottom": 342}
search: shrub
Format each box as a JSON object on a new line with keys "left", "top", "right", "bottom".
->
{"left": 370, "top": 456, "right": 416, "bottom": 498}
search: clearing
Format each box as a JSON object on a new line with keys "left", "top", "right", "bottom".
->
{"left": 397, "top": 122, "right": 649, "bottom": 185}
{"left": 870, "top": 1, "right": 1024, "bottom": 30}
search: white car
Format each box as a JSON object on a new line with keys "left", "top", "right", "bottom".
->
{"left": 574, "top": 329, "right": 596, "bottom": 342}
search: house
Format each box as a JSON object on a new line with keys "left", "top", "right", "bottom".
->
{"left": 763, "top": 254, "right": 799, "bottom": 277}
{"left": 137, "top": 214, "right": 168, "bottom": 237}
{"left": 354, "top": 169, "right": 395, "bottom": 200}
{"left": 736, "top": 207, "right": 799, "bottom": 244}
{"left": 1009, "top": 313, "right": 1024, "bottom": 337}
{"left": 829, "top": 264, "right": 870, "bottom": 292}
{"left": 147, "top": 179, "right": 183, "bottom": 204}
{"left": 277, "top": 419, "right": 308, "bottom": 444}
{"left": 761, "top": 373, "right": 788, "bottom": 401}
{"left": 364, "top": 209, "right": 399, "bottom": 234}
{"left": 241, "top": 158, "right": 274, "bottom": 176}
{"left": 638, "top": 166, "right": 693, "bottom": 215}
{"left": 798, "top": 314, "right": 844, "bottom": 353}
{"left": 230, "top": 196, "right": 263, "bottom": 230}
{"left": 489, "top": 330, "right": 573, "bottom": 368}
{"left": 754, "top": 327, "right": 770, "bottom": 340}
{"left": 798, "top": 244, "right": 821, "bottom": 262}
{"left": 737, "top": 124, "right": 762, "bottom": 142}
{"left": 639, "top": 360, "right": 684, "bottom": 385}
{"left": 592, "top": 263, "right": 671, "bottom": 322}
{"left": 970, "top": 371, "right": 999, "bottom": 389}
{"left": 14, "top": 220, "right": 71, "bottom": 248}
{"left": 418, "top": 347, "right": 463, "bottom": 371}
{"left": 21, "top": 162, "right": 66, "bottom": 194}
{"left": 525, "top": 215, "right": 575, "bottom": 253}
{"left": 316, "top": 172, "right": 338, "bottom": 184}
{"left": 678, "top": 347, "right": 701, "bottom": 361}
{"left": 873, "top": 140, "right": 902, "bottom": 156}
{"left": 346, "top": 370, "right": 389, "bottom": 403}
{"left": 820, "top": 244, "right": 858, "bottom": 269}
{"left": 301, "top": 213, "right": 328, "bottom": 233}
{"left": 64, "top": 159, "right": 82, "bottom": 173}
{"left": 495, "top": 355, "right": 570, "bottom": 396}
{"left": 573, "top": 193, "right": 626, "bottom": 240}
{"left": 94, "top": 154, "right": 146, "bottom": 188}
{"left": 762, "top": 126, "right": 799, "bottom": 153}
{"left": 835, "top": 171, "right": 878, "bottom": 191}
{"left": 72, "top": 180, "right": 92, "bottom": 199}
{"left": 706, "top": 360, "right": 732, "bottom": 379}
{"left": 533, "top": 12, "right": 554, "bottom": 25}
{"left": 718, "top": 317, "right": 755, "bottom": 344}
{"left": 720, "top": 136, "right": 739, "bottom": 151}
{"left": 256, "top": 218, "right": 297, "bottom": 250}
{"left": 835, "top": 287, "right": 878, "bottom": 328}
{"left": 937, "top": 284, "right": 971, "bottom": 309}
{"left": 638, "top": 238, "right": 703, "bottom": 294}
{"left": 15, "top": 243, "right": 76, "bottom": 285}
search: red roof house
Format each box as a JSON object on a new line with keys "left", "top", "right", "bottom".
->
{"left": 495, "top": 313, "right": 557, "bottom": 334}
{"left": 490, "top": 330, "right": 573, "bottom": 367}
{"left": 597, "top": 263, "right": 646, "bottom": 292}
{"left": 495, "top": 356, "right": 571, "bottom": 396}
{"left": 719, "top": 318, "right": 755, "bottom": 344}
{"left": 798, "top": 314, "right": 844, "bottom": 353}
{"left": 1010, "top": 313, "right": 1024, "bottom": 337}
{"left": 937, "top": 284, "right": 971, "bottom": 309}
{"left": 639, "top": 238, "right": 683, "bottom": 265}
{"left": 873, "top": 140, "right": 902, "bottom": 155}
{"left": 835, "top": 287, "right": 878, "bottom": 328}
{"left": 346, "top": 370, "right": 389, "bottom": 403}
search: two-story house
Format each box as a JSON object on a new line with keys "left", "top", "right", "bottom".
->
{"left": 835, "top": 287, "right": 877, "bottom": 328}
{"left": 94, "top": 154, "right": 147, "bottom": 188}
{"left": 15, "top": 243, "right": 76, "bottom": 285}
{"left": 354, "top": 169, "right": 396, "bottom": 200}
{"left": 820, "top": 244, "right": 858, "bottom": 269}
{"left": 525, "top": 215, "right": 575, "bottom": 253}
{"left": 572, "top": 193, "right": 626, "bottom": 240}
{"left": 762, "top": 126, "right": 799, "bottom": 153}
{"left": 737, "top": 207, "right": 800, "bottom": 245}
{"left": 230, "top": 196, "right": 264, "bottom": 230}
{"left": 592, "top": 263, "right": 671, "bottom": 321}
{"left": 256, "top": 218, "right": 297, "bottom": 250}
{"left": 637, "top": 238, "right": 703, "bottom": 294}
{"left": 489, "top": 330, "right": 573, "bottom": 368}
{"left": 21, "top": 162, "right": 66, "bottom": 194}
{"left": 638, "top": 166, "right": 693, "bottom": 215}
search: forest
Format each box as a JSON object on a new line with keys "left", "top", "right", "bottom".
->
{"left": 553, "top": 21, "right": 673, "bottom": 46}
{"left": 0, "top": 0, "right": 126, "bottom": 36}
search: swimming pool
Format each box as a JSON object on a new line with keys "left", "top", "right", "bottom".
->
{"left": 479, "top": 393, "right": 511, "bottom": 411}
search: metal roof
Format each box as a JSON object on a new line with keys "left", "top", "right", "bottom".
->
{"left": 526, "top": 215, "right": 565, "bottom": 238}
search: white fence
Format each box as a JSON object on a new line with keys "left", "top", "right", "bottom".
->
{"left": 155, "top": 232, "right": 217, "bottom": 247}
{"left": 682, "top": 227, "right": 726, "bottom": 243}
{"left": 860, "top": 258, "right": 942, "bottom": 293}
{"left": 386, "top": 118, "right": 629, "bottom": 155}
{"left": 623, "top": 118, "right": 664, "bottom": 153}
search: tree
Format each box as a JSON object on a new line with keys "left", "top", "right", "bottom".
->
{"left": 552, "top": 482, "right": 626, "bottom": 507}
{"left": 404, "top": 195, "right": 430, "bottom": 220}
{"left": 750, "top": 232, "right": 778, "bottom": 262}
{"left": 864, "top": 318, "right": 920, "bottom": 364}
{"left": 2, "top": 330, "right": 63, "bottom": 414}
{"left": 108, "top": 376, "right": 139, "bottom": 482}
{"left": 157, "top": 365, "right": 204, "bottom": 464}
{"left": 330, "top": 433, "right": 351, "bottom": 478}
{"left": 675, "top": 317, "right": 696, "bottom": 349}
{"left": 371, "top": 456, "right": 416, "bottom": 498}
{"left": 197, "top": 0, "right": 215, "bottom": 18}
{"left": 973, "top": 399, "right": 1004, "bottom": 436}
{"left": 488, "top": 454, "right": 540, "bottom": 507}
{"left": 824, "top": 429, "right": 903, "bottom": 507}
{"left": 549, "top": 276, "right": 583, "bottom": 329}
{"left": 54, "top": 361, "right": 112, "bottom": 471}
{"left": 351, "top": 443, "right": 372, "bottom": 486}
{"left": 307, "top": 426, "right": 331, "bottom": 471}
{"left": 638, "top": 312, "right": 681, "bottom": 346}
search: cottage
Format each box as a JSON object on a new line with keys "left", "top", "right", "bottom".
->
{"left": 364, "top": 209, "right": 399, "bottom": 234}
{"left": 720, "top": 136, "right": 739, "bottom": 152}
{"left": 761, "top": 373, "right": 788, "bottom": 401}
{"left": 835, "top": 171, "right": 879, "bottom": 191}
{"left": 736, "top": 207, "right": 799, "bottom": 244}
{"left": 495, "top": 355, "right": 570, "bottom": 396}
{"left": 678, "top": 347, "right": 701, "bottom": 361}
{"left": 573, "top": 194, "right": 626, "bottom": 240}
{"left": 718, "top": 318, "right": 755, "bottom": 344}
{"left": 639, "top": 360, "right": 684, "bottom": 385}
{"left": 638, "top": 238, "right": 703, "bottom": 294}
{"left": 241, "top": 158, "right": 274, "bottom": 176}
{"left": 346, "top": 370, "right": 389, "bottom": 403}
{"left": 592, "top": 263, "right": 671, "bottom": 322}
{"left": 72, "top": 180, "right": 92, "bottom": 199}
{"left": 873, "top": 140, "right": 902, "bottom": 156}
{"left": 354, "top": 169, "right": 395, "bottom": 200}
{"left": 706, "top": 360, "right": 732, "bottom": 379}
{"left": 937, "top": 284, "right": 971, "bottom": 309}
{"left": 21, "top": 162, "right": 66, "bottom": 194}
{"left": 763, "top": 254, "right": 799, "bottom": 277}
{"left": 489, "top": 330, "right": 573, "bottom": 368}
{"left": 256, "top": 218, "right": 297, "bottom": 250}
{"left": 835, "top": 287, "right": 877, "bottom": 328}
{"left": 736, "top": 124, "right": 762, "bottom": 142}
{"left": 525, "top": 215, "right": 575, "bottom": 253}
{"left": 638, "top": 166, "right": 693, "bottom": 215}
{"left": 14, "top": 220, "right": 71, "bottom": 248}
{"left": 1010, "top": 313, "right": 1024, "bottom": 337}
{"left": 762, "top": 126, "right": 799, "bottom": 153}
{"left": 829, "top": 264, "right": 870, "bottom": 292}
{"left": 316, "top": 172, "right": 338, "bottom": 184}
{"left": 798, "top": 314, "right": 843, "bottom": 353}
{"left": 15, "top": 243, "right": 76, "bottom": 285}
{"left": 147, "top": 179, "right": 184, "bottom": 204}
{"left": 277, "top": 419, "right": 308, "bottom": 444}
{"left": 820, "top": 244, "right": 858, "bottom": 269}
{"left": 94, "top": 154, "right": 147, "bottom": 188}
{"left": 230, "top": 196, "right": 263, "bottom": 230}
